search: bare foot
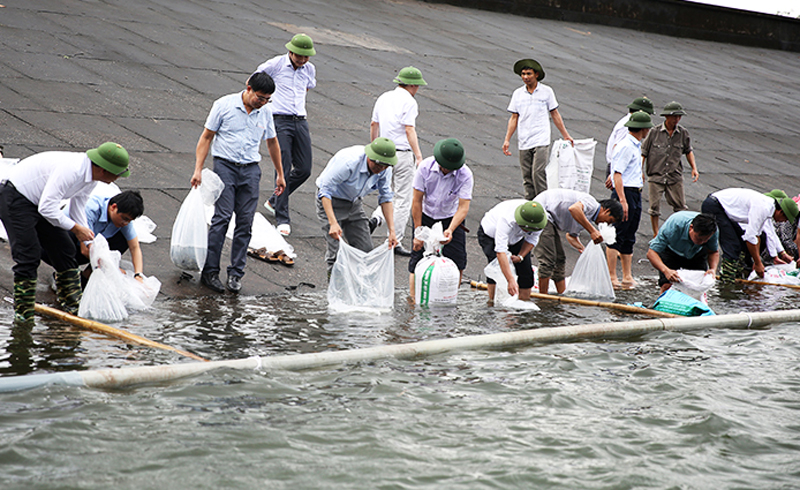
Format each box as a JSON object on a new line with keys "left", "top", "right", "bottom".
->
{"left": 621, "top": 279, "right": 638, "bottom": 290}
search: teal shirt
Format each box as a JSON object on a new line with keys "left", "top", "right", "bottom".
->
{"left": 649, "top": 211, "right": 718, "bottom": 258}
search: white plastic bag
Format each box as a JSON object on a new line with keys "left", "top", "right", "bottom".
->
{"left": 170, "top": 187, "right": 207, "bottom": 271}
{"left": 415, "top": 255, "right": 460, "bottom": 306}
{"left": 413, "top": 222, "right": 460, "bottom": 306}
{"left": 121, "top": 269, "right": 161, "bottom": 310}
{"left": 483, "top": 257, "right": 539, "bottom": 310}
{"left": 564, "top": 223, "right": 617, "bottom": 300}
{"left": 546, "top": 138, "right": 596, "bottom": 193}
{"left": 748, "top": 263, "right": 800, "bottom": 285}
{"left": 672, "top": 269, "right": 715, "bottom": 302}
{"left": 226, "top": 212, "right": 296, "bottom": 259}
{"left": 132, "top": 216, "right": 157, "bottom": 243}
{"left": 328, "top": 240, "right": 394, "bottom": 312}
{"left": 79, "top": 235, "right": 128, "bottom": 322}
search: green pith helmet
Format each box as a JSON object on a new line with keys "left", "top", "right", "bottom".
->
{"left": 513, "top": 59, "right": 545, "bottom": 81}
{"left": 627, "top": 97, "right": 654, "bottom": 114}
{"left": 778, "top": 197, "right": 799, "bottom": 223}
{"left": 87, "top": 142, "right": 130, "bottom": 177}
{"left": 393, "top": 66, "right": 427, "bottom": 86}
{"left": 285, "top": 33, "right": 316, "bottom": 57}
{"left": 624, "top": 110, "right": 654, "bottom": 129}
{"left": 364, "top": 137, "right": 397, "bottom": 166}
{"left": 660, "top": 101, "right": 687, "bottom": 116}
{"left": 515, "top": 201, "right": 548, "bottom": 231}
{"left": 764, "top": 189, "right": 788, "bottom": 200}
{"left": 433, "top": 138, "right": 466, "bottom": 170}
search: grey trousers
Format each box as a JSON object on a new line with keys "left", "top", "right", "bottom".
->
{"left": 520, "top": 145, "right": 550, "bottom": 201}
{"left": 316, "top": 194, "right": 374, "bottom": 271}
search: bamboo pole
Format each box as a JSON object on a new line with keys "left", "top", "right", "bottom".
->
{"left": 35, "top": 304, "right": 207, "bottom": 362}
{"left": 3, "top": 309, "right": 800, "bottom": 393}
{"left": 528, "top": 292, "right": 678, "bottom": 318}
{"left": 470, "top": 280, "right": 676, "bottom": 318}
{"left": 735, "top": 278, "right": 800, "bottom": 290}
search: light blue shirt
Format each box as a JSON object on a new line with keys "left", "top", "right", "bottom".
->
{"left": 205, "top": 91, "right": 276, "bottom": 164}
{"left": 649, "top": 211, "right": 718, "bottom": 258}
{"left": 610, "top": 133, "right": 643, "bottom": 188}
{"left": 83, "top": 194, "right": 137, "bottom": 241}
{"left": 254, "top": 53, "right": 316, "bottom": 116}
{"left": 316, "top": 145, "right": 393, "bottom": 204}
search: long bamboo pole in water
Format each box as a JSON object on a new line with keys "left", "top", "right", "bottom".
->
{"left": 2, "top": 309, "right": 799, "bottom": 393}
{"left": 35, "top": 304, "right": 207, "bottom": 362}
{"left": 528, "top": 292, "right": 677, "bottom": 318}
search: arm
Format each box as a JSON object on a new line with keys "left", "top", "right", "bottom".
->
{"left": 128, "top": 236, "right": 144, "bottom": 282}
{"left": 550, "top": 108, "right": 574, "bottom": 146}
{"left": 266, "top": 136, "right": 286, "bottom": 196}
{"left": 502, "top": 113, "right": 519, "bottom": 156}
{"left": 411, "top": 189, "right": 425, "bottom": 251}
{"left": 706, "top": 250, "right": 720, "bottom": 274}
{"left": 746, "top": 239, "right": 765, "bottom": 277}
{"left": 443, "top": 198, "right": 470, "bottom": 245}
{"left": 496, "top": 252, "right": 518, "bottom": 297}
{"left": 565, "top": 233, "right": 584, "bottom": 253}
{"left": 405, "top": 125, "right": 423, "bottom": 165}
{"left": 568, "top": 201, "right": 602, "bottom": 244}
{"left": 192, "top": 128, "right": 215, "bottom": 188}
{"left": 686, "top": 150, "right": 699, "bottom": 182}
{"left": 614, "top": 173, "right": 628, "bottom": 221}
{"left": 321, "top": 197, "right": 342, "bottom": 241}
{"left": 370, "top": 121, "right": 380, "bottom": 141}
{"left": 380, "top": 201, "right": 398, "bottom": 249}
{"left": 646, "top": 248, "right": 682, "bottom": 283}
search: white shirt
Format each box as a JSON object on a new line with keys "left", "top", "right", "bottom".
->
{"left": 535, "top": 189, "right": 601, "bottom": 237}
{"left": 371, "top": 87, "right": 419, "bottom": 151}
{"left": 712, "top": 188, "right": 780, "bottom": 248}
{"left": 507, "top": 83, "right": 558, "bottom": 149}
{"left": 606, "top": 113, "right": 630, "bottom": 165}
{"left": 480, "top": 199, "right": 542, "bottom": 253}
{"left": 7, "top": 151, "right": 96, "bottom": 230}
{"left": 254, "top": 53, "right": 316, "bottom": 116}
{"left": 610, "top": 133, "right": 644, "bottom": 188}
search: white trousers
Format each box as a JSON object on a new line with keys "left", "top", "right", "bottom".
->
{"left": 372, "top": 150, "right": 414, "bottom": 243}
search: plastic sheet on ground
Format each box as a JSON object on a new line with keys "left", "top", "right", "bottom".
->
{"left": 328, "top": 240, "right": 394, "bottom": 313}
{"left": 484, "top": 257, "right": 539, "bottom": 310}
{"left": 413, "top": 222, "right": 459, "bottom": 306}
{"left": 564, "top": 223, "right": 617, "bottom": 300}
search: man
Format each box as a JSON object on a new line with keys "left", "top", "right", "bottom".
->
{"left": 646, "top": 212, "right": 719, "bottom": 294}
{"left": 192, "top": 72, "right": 286, "bottom": 294}
{"left": 502, "top": 58, "right": 573, "bottom": 200}
{"left": 0, "top": 142, "right": 131, "bottom": 322}
{"left": 408, "top": 138, "right": 473, "bottom": 299}
{"left": 49, "top": 189, "right": 146, "bottom": 284}
{"left": 478, "top": 200, "right": 548, "bottom": 302}
{"left": 533, "top": 189, "right": 622, "bottom": 294}
{"left": 606, "top": 110, "right": 654, "bottom": 289}
{"left": 701, "top": 188, "right": 798, "bottom": 283}
{"left": 369, "top": 66, "right": 427, "bottom": 256}
{"left": 255, "top": 33, "right": 317, "bottom": 237}
{"left": 642, "top": 101, "right": 699, "bottom": 236}
{"left": 604, "top": 97, "right": 655, "bottom": 189}
{"left": 316, "top": 137, "right": 398, "bottom": 273}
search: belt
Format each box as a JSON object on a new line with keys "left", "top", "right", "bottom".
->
{"left": 273, "top": 114, "right": 306, "bottom": 120}
{"left": 214, "top": 156, "right": 258, "bottom": 167}
{"left": 396, "top": 149, "right": 413, "bottom": 152}
{"left": 623, "top": 186, "right": 642, "bottom": 193}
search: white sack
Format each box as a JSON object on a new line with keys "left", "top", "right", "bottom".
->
{"left": 546, "top": 138, "right": 596, "bottom": 193}
{"left": 484, "top": 257, "right": 539, "bottom": 310}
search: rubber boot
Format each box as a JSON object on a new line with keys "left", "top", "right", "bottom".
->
{"left": 13, "top": 277, "right": 37, "bottom": 324}
{"left": 718, "top": 258, "right": 741, "bottom": 285}
{"left": 55, "top": 268, "right": 82, "bottom": 316}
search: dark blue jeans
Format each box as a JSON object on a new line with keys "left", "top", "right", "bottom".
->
{"left": 269, "top": 117, "right": 312, "bottom": 225}
{"left": 204, "top": 158, "right": 261, "bottom": 279}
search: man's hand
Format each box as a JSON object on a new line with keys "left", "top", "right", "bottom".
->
{"left": 190, "top": 169, "right": 203, "bottom": 188}
{"left": 502, "top": 140, "right": 512, "bottom": 156}
{"left": 274, "top": 175, "right": 286, "bottom": 196}
{"left": 663, "top": 268, "right": 681, "bottom": 283}
{"left": 507, "top": 278, "right": 519, "bottom": 297}
{"left": 590, "top": 229, "right": 603, "bottom": 244}
{"left": 442, "top": 229, "right": 453, "bottom": 245}
{"left": 71, "top": 224, "right": 94, "bottom": 243}
{"left": 604, "top": 174, "right": 613, "bottom": 190}
{"left": 328, "top": 222, "right": 342, "bottom": 241}
{"left": 754, "top": 261, "right": 765, "bottom": 278}
{"left": 691, "top": 168, "right": 699, "bottom": 182}
{"left": 412, "top": 237, "right": 424, "bottom": 251}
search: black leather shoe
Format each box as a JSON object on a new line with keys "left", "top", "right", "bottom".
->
{"left": 394, "top": 244, "right": 412, "bottom": 257}
{"left": 227, "top": 275, "right": 242, "bottom": 293}
{"left": 368, "top": 217, "right": 379, "bottom": 234}
{"left": 201, "top": 272, "right": 225, "bottom": 293}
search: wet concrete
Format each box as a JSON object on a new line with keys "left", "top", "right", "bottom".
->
{"left": 0, "top": 0, "right": 799, "bottom": 304}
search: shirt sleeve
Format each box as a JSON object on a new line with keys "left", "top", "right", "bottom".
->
{"left": 743, "top": 205, "right": 772, "bottom": 245}
{"left": 458, "top": 169, "right": 474, "bottom": 201}
{"left": 204, "top": 98, "right": 224, "bottom": 132}
{"left": 316, "top": 157, "right": 352, "bottom": 200}
{"left": 525, "top": 229, "right": 542, "bottom": 248}
{"left": 377, "top": 168, "right": 394, "bottom": 205}
{"left": 762, "top": 220, "right": 784, "bottom": 256}
{"left": 682, "top": 128, "right": 693, "bottom": 155}
{"left": 546, "top": 87, "right": 558, "bottom": 112}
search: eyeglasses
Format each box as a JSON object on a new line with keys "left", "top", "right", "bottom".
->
{"left": 255, "top": 94, "right": 272, "bottom": 103}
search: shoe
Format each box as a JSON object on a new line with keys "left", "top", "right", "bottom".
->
{"left": 264, "top": 200, "right": 276, "bottom": 216}
{"left": 201, "top": 272, "right": 225, "bottom": 293}
{"left": 369, "top": 215, "right": 384, "bottom": 234}
{"left": 277, "top": 223, "right": 291, "bottom": 236}
{"left": 227, "top": 275, "right": 242, "bottom": 293}
{"left": 394, "top": 244, "right": 412, "bottom": 257}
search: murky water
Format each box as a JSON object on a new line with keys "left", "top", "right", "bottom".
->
{"left": 1, "top": 278, "right": 799, "bottom": 488}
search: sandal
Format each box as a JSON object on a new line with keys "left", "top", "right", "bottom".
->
{"left": 276, "top": 252, "right": 294, "bottom": 266}
{"left": 247, "top": 247, "right": 269, "bottom": 261}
